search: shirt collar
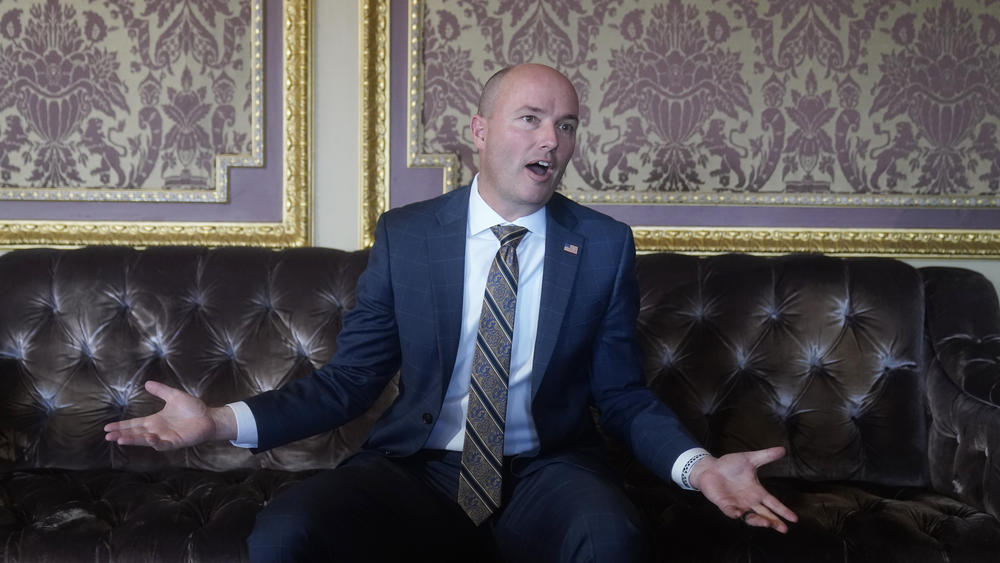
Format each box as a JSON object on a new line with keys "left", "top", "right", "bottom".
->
{"left": 469, "top": 175, "right": 547, "bottom": 239}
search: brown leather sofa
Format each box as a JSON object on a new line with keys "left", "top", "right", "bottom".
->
{"left": 1, "top": 246, "right": 999, "bottom": 562}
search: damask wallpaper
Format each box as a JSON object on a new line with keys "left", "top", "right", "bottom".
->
{"left": 414, "top": 0, "right": 1000, "bottom": 210}
{"left": 0, "top": 0, "right": 256, "bottom": 202}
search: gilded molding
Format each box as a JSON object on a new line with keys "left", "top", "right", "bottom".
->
{"left": 406, "top": 0, "right": 461, "bottom": 195}
{"left": 0, "top": 0, "right": 311, "bottom": 248}
{"left": 360, "top": 0, "right": 391, "bottom": 248}
{"left": 282, "top": 0, "right": 312, "bottom": 247}
{"left": 633, "top": 227, "right": 1000, "bottom": 257}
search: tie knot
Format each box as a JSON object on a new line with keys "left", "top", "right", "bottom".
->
{"left": 491, "top": 225, "right": 528, "bottom": 248}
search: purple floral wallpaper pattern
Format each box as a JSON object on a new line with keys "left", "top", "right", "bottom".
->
{"left": 419, "top": 0, "right": 1000, "bottom": 208}
{"left": 0, "top": 0, "right": 252, "bottom": 197}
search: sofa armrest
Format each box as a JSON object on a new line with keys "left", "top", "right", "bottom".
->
{"left": 922, "top": 266, "right": 1000, "bottom": 517}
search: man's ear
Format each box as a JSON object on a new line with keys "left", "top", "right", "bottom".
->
{"left": 471, "top": 114, "right": 487, "bottom": 148}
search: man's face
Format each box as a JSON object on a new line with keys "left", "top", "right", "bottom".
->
{"left": 472, "top": 65, "right": 579, "bottom": 221}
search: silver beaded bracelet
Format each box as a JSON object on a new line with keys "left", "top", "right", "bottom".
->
{"left": 680, "top": 452, "right": 710, "bottom": 490}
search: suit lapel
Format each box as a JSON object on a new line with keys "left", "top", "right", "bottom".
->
{"left": 531, "top": 195, "right": 582, "bottom": 398}
{"left": 428, "top": 187, "right": 470, "bottom": 390}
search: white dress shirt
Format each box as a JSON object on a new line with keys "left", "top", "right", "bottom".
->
{"left": 422, "top": 177, "right": 545, "bottom": 454}
{"left": 227, "top": 176, "right": 709, "bottom": 487}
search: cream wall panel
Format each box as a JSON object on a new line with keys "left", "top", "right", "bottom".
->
{"left": 314, "top": 1, "right": 360, "bottom": 251}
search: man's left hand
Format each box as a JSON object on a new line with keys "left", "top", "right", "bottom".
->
{"left": 688, "top": 446, "right": 798, "bottom": 533}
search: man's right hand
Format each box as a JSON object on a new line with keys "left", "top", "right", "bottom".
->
{"left": 103, "top": 380, "right": 238, "bottom": 451}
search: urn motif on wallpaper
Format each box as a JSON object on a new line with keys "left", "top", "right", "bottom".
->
{"left": 417, "top": 0, "right": 1000, "bottom": 208}
{"left": 0, "top": 0, "right": 252, "bottom": 198}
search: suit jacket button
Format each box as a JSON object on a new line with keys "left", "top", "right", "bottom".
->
{"left": 422, "top": 413, "right": 433, "bottom": 424}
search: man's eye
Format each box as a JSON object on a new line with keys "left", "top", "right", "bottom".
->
{"left": 560, "top": 123, "right": 577, "bottom": 133}
{"left": 521, "top": 115, "right": 537, "bottom": 123}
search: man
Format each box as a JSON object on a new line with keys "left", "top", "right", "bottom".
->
{"left": 105, "top": 63, "right": 797, "bottom": 561}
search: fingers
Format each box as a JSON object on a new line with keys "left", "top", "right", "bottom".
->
{"left": 726, "top": 494, "right": 798, "bottom": 534}
{"left": 104, "top": 427, "right": 161, "bottom": 449}
{"left": 763, "top": 494, "right": 798, "bottom": 523}
{"left": 104, "top": 418, "right": 150, "bottom": 441}
{"left": 105, "top": 420, "right": 176, "bottom": 450}
{"left": 144, "top": 380, "right": 182, "bottom": 402}
{"left": 728, "top": 503, "right": 788, "bottom": 533}
{"left": 104, "top": 416, "right": 147, "bottom": 433}
{"left": 746, "top": 446, "right": 786, "bottom": 468}
{"left": 742, "top": 507, "right": 788, "bottom": 534}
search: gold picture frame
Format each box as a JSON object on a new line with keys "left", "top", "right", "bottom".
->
{"left": 0, "top": 0, "right": 311, "bottom": 248}
{"left": 361, "top": 0, "right": 1000, "bottom": 257}
{"left": 361, "top": 0, "right": 390, "bottom": 250}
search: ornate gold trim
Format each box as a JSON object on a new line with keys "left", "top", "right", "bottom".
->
{"left": 360, "top": 0, "right": 999, "bottom": 257}
{"left": 360, "top": 0, "right": 391, "bottom": 248}
{"left": 633, "top": 227, "right": 1000, "bottom": 257}
{"left": 282, "top": 0, "right": 312, "bottom": 247}
{"left": 406, "top": 0, "right": 460, "bottom": 195}
{"left": 568, "top": 192, "right": 1000, "bottom": 209}
{"left": 0, "top": 0, "right": 312, "bottom": 248}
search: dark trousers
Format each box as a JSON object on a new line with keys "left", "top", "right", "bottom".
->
{"left": 247, "top": 449, "right": 650, "bottom": 563}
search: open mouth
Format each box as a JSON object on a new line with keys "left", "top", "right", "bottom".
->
{"left": 525, "top": 160, "right": 552, "bottom": 177}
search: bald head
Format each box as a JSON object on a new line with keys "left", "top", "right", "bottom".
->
{"left": 476, "top": 64, "right": 577, "bottom": 118}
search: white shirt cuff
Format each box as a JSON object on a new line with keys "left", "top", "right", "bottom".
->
{"left": 227, "top": 401, "right": 259, "bottom": 449}
{"left": 671, "top": 447, "right": 711, "bottom": 490}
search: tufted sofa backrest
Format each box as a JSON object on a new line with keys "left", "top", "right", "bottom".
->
{"left": 0, "top": 246, "right": 394, "bottom": 472}
{"left": 1, "top": 247, "right": 931, "bottom": 487}
{"left": 635, "top": 252, "right": 930, "bottom": 487}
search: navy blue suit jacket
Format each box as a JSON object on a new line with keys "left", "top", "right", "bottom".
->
{"left": 245, "top": 185, "right": 699, "bottom": 481}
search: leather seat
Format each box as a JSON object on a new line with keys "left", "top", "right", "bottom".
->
{"left": 1, "top": 247, "right": 998, "bottom": 561}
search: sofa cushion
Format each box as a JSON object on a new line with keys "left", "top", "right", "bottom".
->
{"left": 0, "top": 468, "right": 315, "bottom": 562}
{"left": 642, "top": 478, "right": 1000, "bottom": 563}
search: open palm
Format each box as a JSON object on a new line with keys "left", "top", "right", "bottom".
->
{"left": 690, "top": 447, "right": 798, "bottom": 533}
{"left": 104, "top": 381, "right": 227, "bottom": 451}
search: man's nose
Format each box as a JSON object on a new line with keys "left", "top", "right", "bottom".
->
{"left": 537, "top": 123, "right": 559, "bottom": 152}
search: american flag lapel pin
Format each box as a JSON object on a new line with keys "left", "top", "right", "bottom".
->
{"left": 563, "top": 243, "right": 579, "bottom": 255}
